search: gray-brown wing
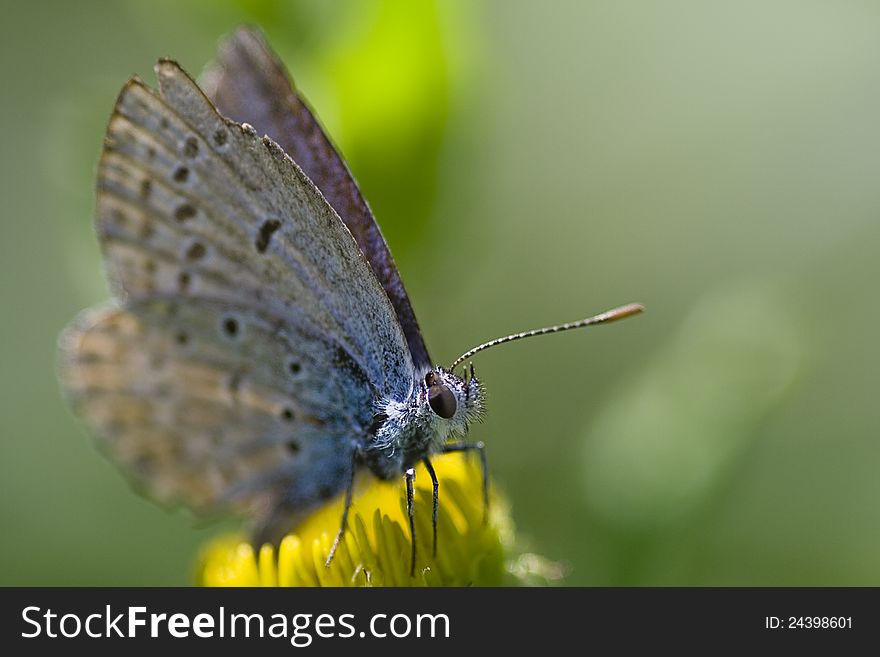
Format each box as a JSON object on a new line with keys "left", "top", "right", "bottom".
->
{"left": 97, "top": 60, "right": 413, "bottom": 399}
{"left": 59, "top": 59, "right": 414, "bottom": 527}
{"left": 200, "top": 26, "right": 432, "bottom": 370}
{"left": 59, "top": 299, "right": 371, "bottom": 519}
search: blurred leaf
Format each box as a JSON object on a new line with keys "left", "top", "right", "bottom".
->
{"left": 582, "top": 280, "right": 805, "bottom": 531}
{"left": 124, "top": 0, "right": 473, "bottom": 251}
{"left": 317, "top": 0, "right": 465, "bottom": 249}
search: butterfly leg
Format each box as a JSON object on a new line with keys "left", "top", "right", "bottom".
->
{"left": 441, "top": 441, "right": 489, "bottom": 525}
{"left": 421, "top": 457, "right": 439, "bottom": 557}
{"left": 325, "top": 451, "right": 358, "bottom": 567}
{"left": 405, "top": 467, "right": 417, "bottom": 577}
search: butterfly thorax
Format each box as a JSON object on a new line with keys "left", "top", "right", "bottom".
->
{"left": 360, "top": 367, "right": 484, "bottom": 479}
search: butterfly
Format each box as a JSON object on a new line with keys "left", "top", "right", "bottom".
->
{"left": 58, "top": 26, "right": 642, "bottom": 576}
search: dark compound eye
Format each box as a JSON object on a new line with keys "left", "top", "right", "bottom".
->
{"left": 426, "top": 373, "right": 457, "bottom": 419}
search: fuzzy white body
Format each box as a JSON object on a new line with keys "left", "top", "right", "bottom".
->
{"left": 363, "top": 368, "right": 484, "bottom": 479}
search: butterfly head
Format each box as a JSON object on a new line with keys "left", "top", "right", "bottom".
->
{"left": 364, "top": 365, "right": 484, "bottom": 478}
{"left": 422, "top": 366, "right": 484, "bottom": 431}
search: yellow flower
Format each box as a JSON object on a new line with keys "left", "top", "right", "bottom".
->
{"left": 197, "top": 453, "right": 513, "bottom": 586}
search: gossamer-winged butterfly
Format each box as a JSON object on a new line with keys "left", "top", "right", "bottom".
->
{"left": 58, "top": 27, "right": 642, "bottom": 576}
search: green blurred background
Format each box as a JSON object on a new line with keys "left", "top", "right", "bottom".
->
{"left": 2, "top": 0, "right": 879, "bottom": 585}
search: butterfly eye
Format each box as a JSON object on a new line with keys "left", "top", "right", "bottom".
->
{"left": 428, "top": 382, "right": 457, "bottom": 419}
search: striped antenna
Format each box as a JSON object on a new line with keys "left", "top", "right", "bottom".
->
{"left": 449, "top": 303, "right": 644, "bottom": 372}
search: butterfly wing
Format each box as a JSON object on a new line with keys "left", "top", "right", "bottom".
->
{"left": 59, "top": 60, "right": 413, "bottom": 534}
{"left": 200, "top": 26, "right": 432, "bottom": 371}
{"left": 59, "top": 300, "right": 368, "bottom": 520}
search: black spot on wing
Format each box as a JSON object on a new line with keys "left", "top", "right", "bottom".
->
{"left": 255, "top": 218, "right": 281, "bottom": 253}
{"left": 185, "top": 242, "right": 206, "bottom": 260}
{"left": 213, "top": 128, "right": 228, "bottom": 147}
{"left": 174, "top": 203, "right": 196, "bottom": 222}
{"left": 221, "top": 316, "right": 239, "bottom": 338}
{"left": 182, "top": 136, "right": 199, "bottom": 158}
{"left": 172, "top": 166, "right": 190, "bottom": 183}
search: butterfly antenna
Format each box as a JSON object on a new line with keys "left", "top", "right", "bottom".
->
{"left": 449, "top": 303, "right": 644, "bottom": 372}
